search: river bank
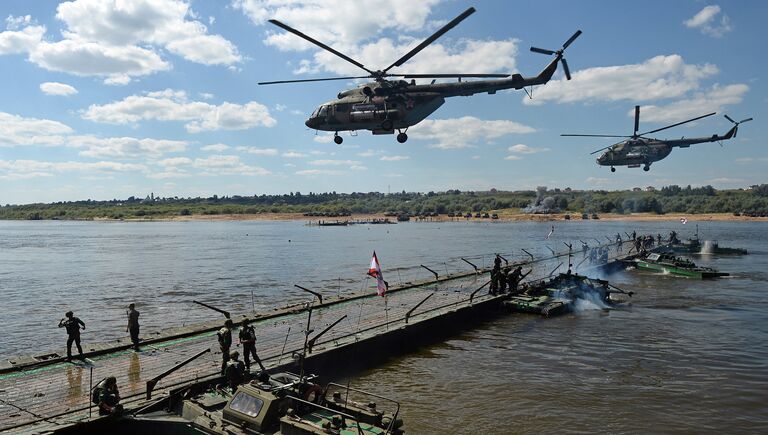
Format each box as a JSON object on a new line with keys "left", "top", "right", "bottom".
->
{"left": 100, "top": 211, "right": 767, "bottom": 223}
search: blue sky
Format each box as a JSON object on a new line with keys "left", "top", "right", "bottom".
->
{"left": 0, "top": 0, "right": 765, "bottom": 204}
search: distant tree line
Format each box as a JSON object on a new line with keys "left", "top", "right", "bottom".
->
{"left": 1, "top": 185, "right": 767, "bottom": 220}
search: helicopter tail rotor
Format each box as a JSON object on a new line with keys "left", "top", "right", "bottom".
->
{"left": 530, "top": 30, "right": 582, "bottom": 80}
{"left": 724, "top": 114, "right": 753, "bottom": 138}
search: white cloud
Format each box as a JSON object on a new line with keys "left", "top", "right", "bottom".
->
{"left": 684, "top": 5, "right": 732, "bottom": 37}
{"left": 350, "top": 165, "right": 367, "bottom": 171}
{"left": 735, "top": 157, "right": 768, "bottom": 164}
{"left": 154, "top": 154, "right": 269, "bottom": 177}
{"left": 309, "top": 159, "right": 361, "bottom": 166}
{"left": 56, "top": 0, "right": 241, "bottom": 64}
{"left": 5, "top": 15, "right": 33, "bottom": 30}
{"left": 68, "top": 135, "right": 187, "bottom": 159}
{"left": 586, "top": 177, "right": 610, "bottom": 186}
{"left": 507, "top": 144, "right": 549, "bottom": 154}
{"left": 525, "top": 55, "right": 718, "bottom": 105}
{"left": 30, "top": 39, "right": 170, "bottom": 83}
{"left": 40, "top": 82, "right": 78, "bottom": 96}
{"left": 638, "top": 84, "right": 749, "bottom": 123}
{"left": 236, "top": 146, "right": 279, "bottom": 155}
{"left": 201, "top": 143, "right": 230, "bottom": 152}
{"left": 236, "top": 1, "right": 516, "bottom": 80}
{"left": 147, "top": 169, "right": 190, "bottom": 179}
{"left": 409, "top": 116, "right": 536, "bottom": 149}
{"left": 0, "top": 159, "right": 148, "bottom": 180}
{"left": 83, "top": 89, "right": 276, "bottom": 132}
{"left": 0, "top": 22, "right": 45, "bottom": 54}
{"left": 295, "top": 169, "right": 345, "bottom": 176}
{"left": 282, "top": 151, "right": 307, "bottom": 158}
{"left": 2, "top": 0, "right": 240, "bottom": 82}
{"left": 0, "top": 111, "right": 189, "bottom": 160}
{"left": 313, "top": 134, "right": 335, "bottom": 143}
{"left": 0, "top": 112, "right": 73, "bottom": 147}
{"left": 357, "top": 149, "right": 379, "bottom": 157}
{"left": 234, "top": 0, "right": 440, "bottom": 46}
{"left": 158, "top": 157, "right": 193, "bottom": 166}
{"left": 380, "top": 155, "right": 410, "bottom": 161}
{"left": 504, "top": 155, "right": 522, "bottom": 161}
{"left": 193, "top": 155, "right": 270, "bottom": 175}
{"left": 709, "top": 177, "right": 744, "bottom": 184}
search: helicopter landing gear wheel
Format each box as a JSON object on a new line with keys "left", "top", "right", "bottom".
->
{"left": 610, "top": 167, "right": 616, "bottom": 172}
{"left": 333, "top": 133, "right": 343, "bottom": 145}
{"left": 381, "top": 119, "right": 393, "bottom": 130}
{"left": 643, "top": 164, "right": 650, "bottom": 172}
{"left": 397, "top": 132, "right": 408, "bottom": 143}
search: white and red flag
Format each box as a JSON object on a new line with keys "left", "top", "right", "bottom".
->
{"left": 367, "top": 251, "right": 388, "bottom": 297}
{"left": 680, "top": 217, "right": 688, "bottom": 225}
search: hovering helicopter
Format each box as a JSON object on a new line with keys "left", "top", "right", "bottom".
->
{"left": 259, "top": 7, "right": 581, "bottom": 144}
{"left": 562, "top": 106, "right": 752, "bottom": 172}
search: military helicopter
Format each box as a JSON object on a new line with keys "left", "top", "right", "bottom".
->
{"left": 259, "top": 7, "right": 581, "bottom": 144}
{"left": 562, "top": 105, "right": 752, "bottom": 172}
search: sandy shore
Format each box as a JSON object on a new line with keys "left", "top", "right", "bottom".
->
{"left": 141, "top": 212, "right": 766, "bottom": 223}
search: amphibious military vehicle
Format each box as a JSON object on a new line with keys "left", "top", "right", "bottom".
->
{"left": 631, "top": 252, "right": 729, "bottom": 279}
{"left": 503, "top": 273, "right": 631, "bottom": 317}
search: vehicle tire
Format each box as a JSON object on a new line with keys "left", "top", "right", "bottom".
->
{"left": 397, "top": 132, "right": 408, "bottom": 143}
{"left": 610, "top": 167, "right": 616, "bottom": 172}
{"left": 334, "top": 135, "right": 343, "bottom": 145}
{"left": 643, "top": 165, "right": 650, "bottom": 171}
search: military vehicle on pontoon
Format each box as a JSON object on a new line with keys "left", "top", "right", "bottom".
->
{"left": 121, "top": 370, "right": 404, "bottom": 435}
{"left": 503, "top": 272, "right": 632, "bottom": 317}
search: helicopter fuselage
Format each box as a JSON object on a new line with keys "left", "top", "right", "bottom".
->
{"left": 305, "top": 59, "right": 558, "bottom": 136}
{"left": 596, "top": 127, "right": 737, "bottom": 171}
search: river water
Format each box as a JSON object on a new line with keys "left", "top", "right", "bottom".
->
{"left": 1, "top": 219, "right": 767, "bottom": 433}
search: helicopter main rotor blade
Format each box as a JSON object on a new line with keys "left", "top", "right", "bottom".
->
{"left": 638, "top": 112, "right": 716, "bottom": 136}
{"left": 268, "top": 19, "right": 373, "bottom": 75}
{"left": 633, "top": 106, "right": 640, "bottom": 136}
{"left": 739, "top": 117, "right": 753, "bottom": 123}
{"left": 561, "top": 57, "right": 571, "bottom": 80}
{"left": 561, "top": 134, "right": 632, "bottom": 138}
{"left": 530, "top": 47, "right": 556, "bottom": 55}
{"left": 402, "top": 73, "right": 510, "bottom": 79}
{"left": 258, "top": 75, "right": 373, "bottom": 85}
{"left": 724, "top": 114, "right": 736, "bottom": 124}
{"left": 384, "top": 7, "right": 476, "bottom": 72}
{"left": 562, "top": 30, "right": 582, "bottom": 49}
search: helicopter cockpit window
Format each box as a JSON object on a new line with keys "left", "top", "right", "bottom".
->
{"left": 317, "top": 105, "right": 328, "bottom": 117}
{"left": 229, "top": 392, "right": 264, "bottom": 418}
{"left": 310, "top": 107, "right": 320, "bottom": 118}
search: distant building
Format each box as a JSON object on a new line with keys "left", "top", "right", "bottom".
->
{"left": 645, "top": 186, "right": 656, "bottom": 192}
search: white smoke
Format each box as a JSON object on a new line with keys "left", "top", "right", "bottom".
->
{"left": 700, "top": 240, "right": 715, "bottom": 254}
{"left": 523, "top": 186, "right": 560, "bottom": 214}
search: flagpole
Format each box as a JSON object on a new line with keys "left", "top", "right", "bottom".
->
{"left": 384, "top": 296, "right": 388, "bottom": 331}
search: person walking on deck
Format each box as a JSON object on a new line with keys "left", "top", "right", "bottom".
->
{"left": 239, "top": 319, "right": 266, "bottom": 372}
{"left": 218, "top": 319, "right": 234, "bottom": 375}
{"left": 126, "top": 303, "right": 140, "bottom": 351}
{"left": 58, "top": 311, "right": 85, "bottom": 361}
